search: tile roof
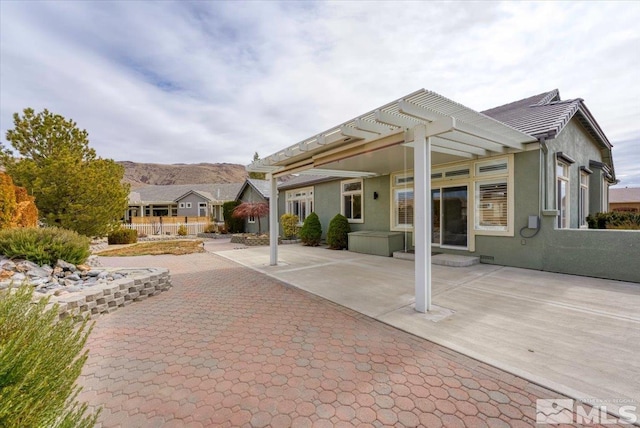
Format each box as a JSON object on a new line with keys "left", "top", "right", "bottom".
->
{"left": 482, "top": 89, "right": 580, "bottom": 139}
{"left": 610, "top": 187, "right": 640, "bottom": 203}
{"left": 129, "top": 183, "right": 243, "bottom": 204}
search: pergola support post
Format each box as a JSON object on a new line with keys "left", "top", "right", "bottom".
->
{"left": 268, "top": 173, "right": 278, "bottom": 266}
{"left": 414, "top": 125, "right": 432, "bottom": 313}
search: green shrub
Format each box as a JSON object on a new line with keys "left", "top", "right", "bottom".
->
{"left": 0, "top": 227, "right": 90, "bottom": 266}
{"left": 107, "top": 228, "right": 138, "bottom": 245}
{"left": 0, "top": 285, "right": 99, "bottom": 427}
{"left": 177, "top": 225, "right": 188, "bottom": 236}
{"left": 222, "top": 201, "right": 244, "bottom": 233}
{"left": 327, "top": 214, "right": 351, "bottom": 250}
{"left": 280, "top": 213, "right": 300, "bottom": 239}
{"left": 299, "top": 212, "right": 322, "bottom": 246}
{"left": 587, "top": 212, "right": 640, "bottom": 230}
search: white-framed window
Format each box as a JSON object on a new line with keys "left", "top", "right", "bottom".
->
{"left": 248, "top": 215, "right": 256, "bottom": 224}
{"left": 341, "top": 179, "right": 363, "bottom": 223}
{"left": 179, "top": 202, "right": 185, "bottom": 208}
{"left": 557, "top": 161, "right": 570, "bottom": 228}
{"left": 475, "top": 180, "right": 508, "bottom": 231}
{"left": 391, "top": 172, "right": 414, "bottom": 230}
{"left": 579, "top": 170, "right": 589, "bottom": 228}
{"left": 286, "top": 187, "right": 314, "bottom": 224}
{"left": 186, "top": 202, "right": 192, "bottom": 209}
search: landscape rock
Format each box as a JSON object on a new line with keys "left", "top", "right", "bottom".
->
{"left": 55, "top": 259, "right": 77, "bottom": 272}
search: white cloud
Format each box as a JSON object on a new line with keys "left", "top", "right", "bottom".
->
{"left": 1, "top": 1, "right": 639, "bottom": 185}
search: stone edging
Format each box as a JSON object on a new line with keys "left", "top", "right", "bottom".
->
{"left": 196, "top": 233, "right": 230, "bottom": 240}
{"left": 45, "top": 267, "right": 171, "bottom": 321}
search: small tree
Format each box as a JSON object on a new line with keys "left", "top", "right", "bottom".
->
{"left": 233, "top": 202, "right": 269, "bottom": 234}
{"left": 280, "top": 213, "right": 299, "bottom": 239}
{"left": 0, "top": 285, "right": 99, "bottom": 427}
{"left": 248, "top": 152, "right": 266, "bottom": 180}
{"left": 222, "top": 201, "right": 244, "bottom": 233}
{"left": 327, "top": 213, "right": 350, "bottom": 250}
{"left": 1, "top": 108, "right": 129, "bottom": 237}
{"left": 299, "top": 212, "right": 322, "bottom": 246}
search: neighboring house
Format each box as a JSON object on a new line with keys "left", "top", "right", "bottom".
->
{"left": 126, "top": 183, "right": 243, "bottom": 222}
{"left": 235, "top": 179, "right": 271, "bottom": 233}
{"left": 609, "top": 187, "right": 640, "bottom": 212}
{"left": 175, "top": 190, "right": 215, "bottom": 218}
{"left": 249, "top": 88, "right": 634, "bottom": 309}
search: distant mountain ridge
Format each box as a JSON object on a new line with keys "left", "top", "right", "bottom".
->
{"left": 118, "top": 161, "right": 248, "bottom": 188}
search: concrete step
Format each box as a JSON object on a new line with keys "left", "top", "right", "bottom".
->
{"left": 392, "top": 251, "right": 480, "bottom": 267}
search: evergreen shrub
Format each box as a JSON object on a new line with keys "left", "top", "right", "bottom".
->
{"left": 299, "top": 212, "right": 322, "bottom": 246}
{"left": 107, "top": 228, "right": 138, "bottom": 245}
{"left": 327, "top": 214, "right": 350, "bottom": 250}
{"left": 0, "top": 227, "right": 90, "bottom": 266}
{"left": 0, "top": 285, "right": 99, "bottom": 427}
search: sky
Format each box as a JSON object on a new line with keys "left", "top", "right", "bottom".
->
{"left": 1, "top": 1, "right": 639, "bottom": 186}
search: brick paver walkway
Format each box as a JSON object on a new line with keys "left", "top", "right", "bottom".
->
{"left": 78, "top": 251, "right": 589, "bottom": 427}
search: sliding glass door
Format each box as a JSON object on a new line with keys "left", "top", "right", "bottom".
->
{"left": 431, "top": 186, "right": 468, "bottom": 248}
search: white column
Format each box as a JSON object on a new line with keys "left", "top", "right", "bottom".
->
{"left": 413, "top": 125, "right": 432, "bottom": 313}
{"left": 268, "top": 173, "right": 278, "bottom": 266}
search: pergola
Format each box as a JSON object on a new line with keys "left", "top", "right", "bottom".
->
{"left": 247, "top": 89, "right": 536, "bottom": 313}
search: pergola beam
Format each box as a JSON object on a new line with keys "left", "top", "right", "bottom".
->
{"left": 375, "top": 109, "right": 423, "bottom": 129}
{"left": 398, "top": 100, "right": 445, "bottom": 122}
{"left": 354, "top": 118, "right": 397, "bottom": 135}
{"left": 340, "top": 125, "right": 380, "bottom": 140}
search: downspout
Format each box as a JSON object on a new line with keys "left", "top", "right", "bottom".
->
{"left": 539, "top": 138, "right": 548, "bottom": 212}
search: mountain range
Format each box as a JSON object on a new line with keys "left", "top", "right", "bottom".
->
{"left": 118, "top": 161, "right": 248, "bottom": 188}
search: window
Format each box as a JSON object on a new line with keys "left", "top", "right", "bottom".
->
{"left": 475, "top": 181, "right": 508, "bottom": 231}
{"left": 179, "top": 202, "right": 185, "bottom": 208}
{"left": 391, "top": 173, "right": 414, "bottom": 230}
{"left": 286, "top": 187, "right": 314, "bottom": 223}
{"left": 557, "top": 161, "right": 570, "bottom": 228}
{"left": 341, "top": 179, "right": 363, "bottom": 223}
{"left": 579, "top": 170, "right": 589, "bottom": 228}
{"left": 248, "top": 215, "right": 256, "bottom": 224}
{"left": 186, "top": 202, "right": 192, "bottom": 209}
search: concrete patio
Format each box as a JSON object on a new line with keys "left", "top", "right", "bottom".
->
{"left": 214, "top": 242, "right": 640, "bottom": 416}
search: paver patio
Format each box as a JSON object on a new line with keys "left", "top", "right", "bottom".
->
{"left": 216, "top": 242, "right": 640, "bottom": 420}
{"left": 78, "top": 245, "right": 616, "bottom": 427}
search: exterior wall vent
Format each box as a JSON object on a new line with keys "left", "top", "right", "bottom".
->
{"left": 478, "top": 163, "right": 507, "bottom": 174}
{"left": 445, "top": 168, "right": 470, "bottom": 178}
{"left": 479, "top": 255, "right": 495, "bottom": 263}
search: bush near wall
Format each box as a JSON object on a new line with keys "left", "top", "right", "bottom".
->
{"left": 0, "top": 285, "right": 99, "bottom": 427}
{"left": 0, "top": 227, "right": 90, "bottom": 266}
{"left": 107, "top": 228, "right": 138, "bottom": 245}
{"left": 223, "top": 201, "right": 244, "bottom": 233}
{"left": 280, "top": 213, "right": 299, "bottom": 239}
{"left": 587, "top": 212, "right": 640, "bottom": 230}
{"left": 327, "top": 214, "right": 350, "bottom": 250}
{"left": 299, "top": 212, "right": 322, "bottom": 246}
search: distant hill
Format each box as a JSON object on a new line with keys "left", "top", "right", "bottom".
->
{"left": 118, "top": 161, "right": 248, "bottom": 188}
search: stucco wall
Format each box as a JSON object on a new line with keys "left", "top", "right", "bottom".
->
{"left": 539, "top": 217, "right": 640, "bottom": 283}
{"left": 544, "top": 119, "right": 606, "bottom": 226}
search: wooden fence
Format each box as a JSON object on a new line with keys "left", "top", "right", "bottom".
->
{"left": 130, "top": 216, "right": 210, "bottom": 224}
{"left": 124, "top": 222, "right": 210, "bottom": 236}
